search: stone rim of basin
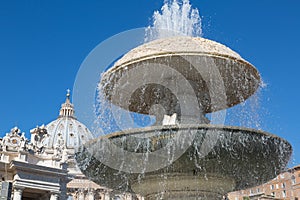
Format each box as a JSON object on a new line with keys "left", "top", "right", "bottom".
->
{"left": 75, "top": 124, "right": 292, "bottom": 196}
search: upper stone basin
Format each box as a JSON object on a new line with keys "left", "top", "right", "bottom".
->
{"left": 100, "top": 36, "right": 261, "bottom": 115}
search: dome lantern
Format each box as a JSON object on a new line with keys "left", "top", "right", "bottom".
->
{"left": 59, "top": 89, "right": 76, "bottom": 119}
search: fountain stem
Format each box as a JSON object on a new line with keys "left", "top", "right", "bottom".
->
{"left": 131, "top": 173, "right": 235, "bottom": 200}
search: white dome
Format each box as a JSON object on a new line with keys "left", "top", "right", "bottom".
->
{"left": 45, "top": 117, "right": 93, "bottom": 149}
{"left": 43, "top": 91, "right": 95, "bottom": 149}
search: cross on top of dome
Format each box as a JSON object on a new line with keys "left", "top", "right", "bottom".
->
{"left": 66, "top": 89, "right": 71, "bottom": 98}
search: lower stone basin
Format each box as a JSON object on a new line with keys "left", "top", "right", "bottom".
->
{"left": 75, "top": 125, "right": 292, "bottom": 199}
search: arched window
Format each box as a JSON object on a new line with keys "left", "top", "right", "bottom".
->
{"left": 292, "top": 175, "right": 296, "bottom": 185}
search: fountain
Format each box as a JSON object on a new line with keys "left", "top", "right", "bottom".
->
{"left": 75, "top": 1, "right": 292, "bottom": 199}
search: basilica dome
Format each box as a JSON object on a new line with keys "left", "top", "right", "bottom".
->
{"left": 43, "top": 91, "right": 95, "bottom": 149}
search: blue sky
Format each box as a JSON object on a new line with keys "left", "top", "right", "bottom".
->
{"left": 0, "top": 0, "right": 299, "bottom": 166}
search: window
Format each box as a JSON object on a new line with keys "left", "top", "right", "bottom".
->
{"left": 257, "top": 188, "right": 260, "bottom": 193}
{"left": 282, "top": 190, "right": 286, "bottom": 197}
{"left": 282, "top": 182, "right": 286, "bottom": 189}
{"left": 270, "top": 185, "right": 275, "bottom": 190}
{"left": 276, "top": 184, "right": 279, "bottom": 189}
{"left": 292, "top": 175, "right": 296, "bottom": 185}
{"left": 271, "top": 192, "right": 275, "bottom": 197}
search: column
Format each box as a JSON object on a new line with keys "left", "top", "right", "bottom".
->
{"left": 100, "top": 193, "right": 105, "bottom": 200}
{"left": 50, "top": 192, "right": 60, "bottom": 200}
{"left": 13, "top": 187, "right": 24, "bottom": 200}
{"left": 78, "top": 191, "right": 85, "bottom": 200}
{"left": 87, "top": 190, "right": 95, "bottom": 200}
{"left": 104, "top": 192, "right": 110, "bottom": 200}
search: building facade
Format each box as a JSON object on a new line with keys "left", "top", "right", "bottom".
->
{"left": 0, "top": 91, "right": 142, "bottom": 200}
{"left": 228, "top": 165, "right": 300, "bottom": 200}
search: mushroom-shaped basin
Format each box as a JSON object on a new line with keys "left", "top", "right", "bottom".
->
{"left": 100, "top": 36, "right": 261, "bottom": 115}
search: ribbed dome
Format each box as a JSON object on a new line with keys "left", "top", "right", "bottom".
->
{"left": 43, "top": 90, "right": 94, "bottom": 149}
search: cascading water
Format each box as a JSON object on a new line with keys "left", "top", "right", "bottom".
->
{"left": 97, "top": 0, "right": 203, "bottom": 135}
{"left": 75, "top": 1, "right": 292, "bottom": 200}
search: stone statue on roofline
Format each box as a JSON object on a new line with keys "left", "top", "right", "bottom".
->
{"left": 19, "top": 132, "right": 28, "bottom": 151}
{"left": 30, "top": 125, "right": 49, "bottom": 154}
{"left": 0, "top": 127, "right": 29, "bottom": 152}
